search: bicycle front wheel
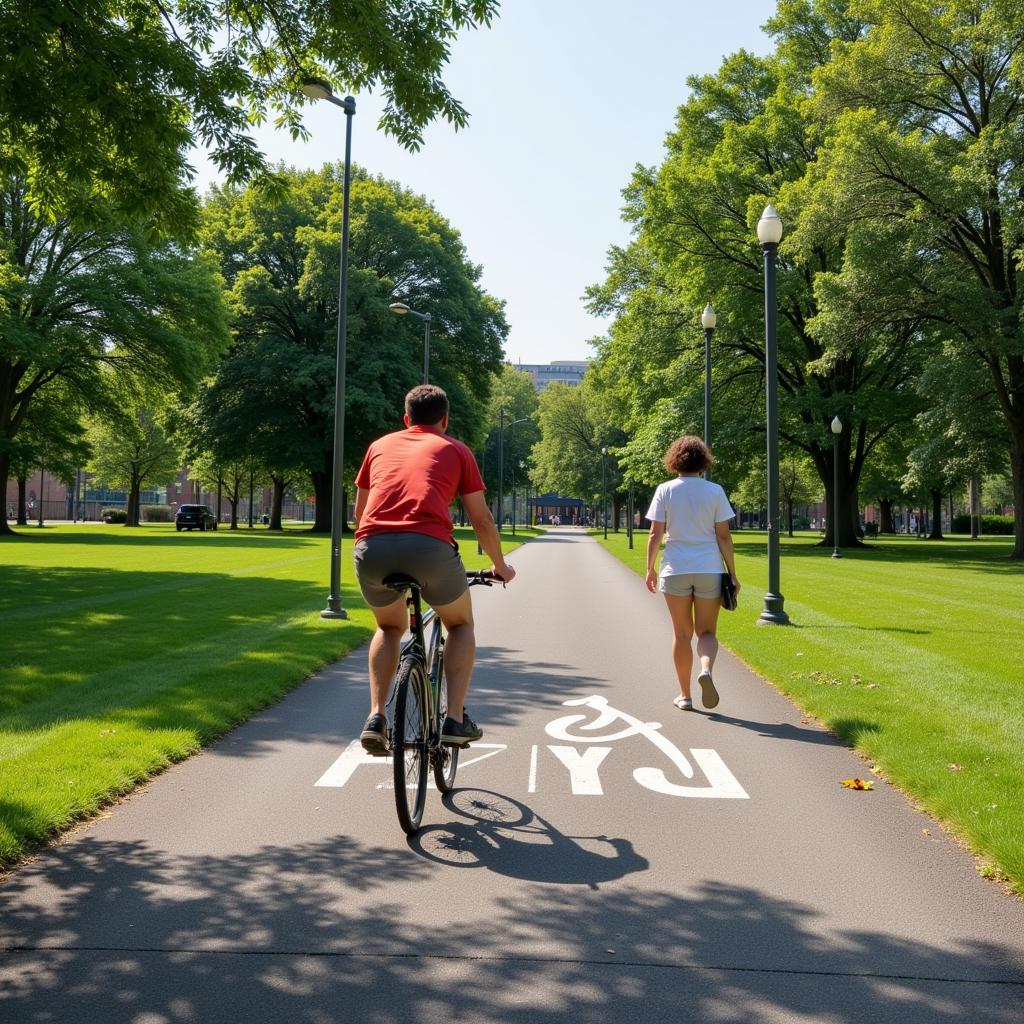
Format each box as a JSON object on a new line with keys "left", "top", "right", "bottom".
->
{"left": 392, "top": 659, "right": 429, "bottom": 835}
{"left": 432, "top": 659, "right": 459, "bottom": 793}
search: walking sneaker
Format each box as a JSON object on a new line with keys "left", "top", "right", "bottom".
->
{"left": 441, "top": 710, "right": 483, "bottom": 746}
{"left": 697, "top": 670, "right": 720, "bottom": 710}
{"left": 360, "top": 713, "right": 390, "bottom": 756}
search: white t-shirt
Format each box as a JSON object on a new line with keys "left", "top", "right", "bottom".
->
{"left": 646, "top": 476, "right": 735, "bottom": 576}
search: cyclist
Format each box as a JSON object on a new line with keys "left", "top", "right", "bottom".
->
{"left": 352, "top": 384, "right": 516, "bottom": 755}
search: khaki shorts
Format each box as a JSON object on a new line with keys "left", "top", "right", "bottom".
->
{"left": 659, "top": 572, "right": 722, "bottom": 599}
{"left": 353, "top": 532, "right": 467, "bottom": 608}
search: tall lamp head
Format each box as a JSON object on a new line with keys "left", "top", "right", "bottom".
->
{"left": 831, "top": 415, "right": 843, "bottom": 435}
{"left": 701, "top": 302, "right": 717, "bottom": 330}
{"left": 757, "top": 204, "right": 784, "bottom": 246}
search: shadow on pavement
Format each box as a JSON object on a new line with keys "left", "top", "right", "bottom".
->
{"left": 1, "top": 832, "right": 1022, "bottom": 1022}
{"left": 409, "top": 789, "right": 649, "bottom": 887}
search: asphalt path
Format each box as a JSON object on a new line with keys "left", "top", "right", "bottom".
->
{"left": 3, "top": 527, "right": 1024, "bottom": 1023}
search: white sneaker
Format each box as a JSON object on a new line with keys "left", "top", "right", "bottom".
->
{"left": 697, "top": 671, "right": 719, "bottom": 709}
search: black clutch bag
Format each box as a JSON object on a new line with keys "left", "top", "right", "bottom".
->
{"left": 721, "top": 572, "right": 737, "bottom": 611}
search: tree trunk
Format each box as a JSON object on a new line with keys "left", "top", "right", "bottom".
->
{"left": 310, "top": 468, "right": 332, "bottom": 533}
{"left": 612, "top": 494, "right": 621, "bottom": 532}
{"left": 786, "top": 498, "right": 794, "bottom": 537}
{"left": 969, "top": 477, "right": 980, "bottom": 538}
{"left": 16, "top": 476, "right": 27, "bottom": 525}
{"left": 125, "top": 482, "right": 141, "bottom": 527}
{"left": 216, "top": 478, "right": 223, "bottom": 528}
{"left": 929, "top": 489, "right": 944, "bottom": 539}
{"left": 879, "top": 499, "right": 894, "bottom": 535}
{"left": 821, "top": 476, "right": 865, "bottom": 548}
{"left": 227, "top": 479, "right": 240, "bottom": 529}
{"left": 0, "top": 452, "right": 15, "bottom": 536}
{"left": 1011, "top": 436, "right": 1024, "bottom": 558}
{"left": 270, "top": 476, "right": 286, "bottom": 531}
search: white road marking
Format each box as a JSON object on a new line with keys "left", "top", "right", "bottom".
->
{"left": 315, "top": 742, "right": 507, "bottom": 789}
{"left": 547, "top": 745, "right": 612, "bottom": 795}
{"left": 528, "top": 744, "right": 538, "bottom": 793}
{"left": 634, "top": 749, "right": 748, "bottom": 799}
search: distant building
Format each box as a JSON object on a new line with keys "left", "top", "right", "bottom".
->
{"left": 515, "top": 360, "right": 590, "bottom": 390}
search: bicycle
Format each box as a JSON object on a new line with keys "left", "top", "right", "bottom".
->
{"left": 382, "top": 569, "right": 501, "bottom": 835}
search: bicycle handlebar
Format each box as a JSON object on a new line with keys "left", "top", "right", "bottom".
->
{"left": 466, "top": 569, "right": 507, "bottom": 588}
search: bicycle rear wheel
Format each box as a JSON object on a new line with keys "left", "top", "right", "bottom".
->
{"left": 432, "top": 657, "right": 459, "bottom": 793}
{"left": 392, "top": 659, "right": 428, "bottom": 835}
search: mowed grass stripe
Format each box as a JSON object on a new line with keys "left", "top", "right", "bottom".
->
{"left": 0, "top": 523, "right": 537, "bottom": 867}
{"left": 597, "top": 529, "right": 1024, "bottom": 895}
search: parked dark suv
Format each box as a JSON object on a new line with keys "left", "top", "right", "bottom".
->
{"left": 175, "top": 504, "right": 217, "bottom": 532}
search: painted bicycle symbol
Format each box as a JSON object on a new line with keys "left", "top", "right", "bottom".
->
{"left": 545, "top": 695, "right": 748, "bottom": 799}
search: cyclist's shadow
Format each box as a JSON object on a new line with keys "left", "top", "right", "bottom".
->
{"left": 408, "top": 789, "right": 648, "bottom": 887}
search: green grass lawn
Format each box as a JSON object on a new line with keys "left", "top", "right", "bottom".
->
{"left": 0, "top": 522, "right": 537, "bottom": 868}
{"left": 597, "top": 528, "right": 1024, "bottom": 895}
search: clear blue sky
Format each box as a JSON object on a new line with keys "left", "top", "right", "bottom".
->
{"left": 194, "top": 1, "right": 774, "bottom": 364}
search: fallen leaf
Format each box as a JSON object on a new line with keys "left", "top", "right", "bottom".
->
{"left": 922, "top": 828, "right": 931, "bottom": 836}
{"left": 800, "top": 718, "right": 810, "bottom": 725}
{"left": 841, "top": 777, "right": 874, "bottom": 791}
{"left": 947, "top": 763, "right": 962, "bottom": 771}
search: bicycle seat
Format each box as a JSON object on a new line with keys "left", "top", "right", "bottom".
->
{"left": 382, "top": 573, "right": 422, "bottom": 591}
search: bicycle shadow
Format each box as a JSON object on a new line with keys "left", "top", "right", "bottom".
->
{"left": 407, "top": 789, "right": 648, "bottom": 888}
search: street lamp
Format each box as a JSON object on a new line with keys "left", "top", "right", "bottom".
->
{"left": 601, "top": 446, "right": 609, "bottom": 540}
{"left": 831, "top": 415, "right": 843, "bottom": 559}
{"left": 304, "top": 77, "right": 356, "bottom": 621}
{"left": 756, "top": 204, "right": 789, "bottom": 625}
{"left": 518, "top": 459, "right": 526, "bottom": 533}
{"left": 388, "top": 302, "right": 432, "bottom": 384}
{"left": 701, "top": 301, "right": 717, "bottom": 481}
{"left": 497, "top": 409, "right": 529, "bottom": 534}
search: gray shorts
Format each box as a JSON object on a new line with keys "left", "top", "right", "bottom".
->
{"left": 659, "top": 572, "right": 722, "bottom": 599}
{"left": 353, "top": 532, "right": 468, "bottom": 608}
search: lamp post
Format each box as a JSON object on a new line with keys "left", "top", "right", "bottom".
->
{"left": 831, "top": 415, "right": 843, "bottom": 559}
{"left": 497, "top": 410, "right": 529, "bottom": 534}
{"left": 627, "top": 483, "right": 634, "bottom": 549}
{"left": 601, "top": 446, "right": 608, "bottom": 540}
{"left": 701, "top": 302, "right": 717, "bottom": 480}
{"left": 303, "top": 77, "right": 356, "bottom": 621}
{"left": 756, "top": 204, "right": 790, "bottom": 625}
{"left": 511, "top": 458, "right": 517, "bottom": 536}
{"left": 37, "top": 469, "right": 44, "bottom": 528}
{"left": 518, "top": 460, "right": 526, "bottom": 533}
{"left": 388, "top": 302, "right": 432, "bottom": 384}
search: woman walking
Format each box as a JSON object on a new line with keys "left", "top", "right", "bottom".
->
{"left": 645, "top": 436, "right": 739, "bottom": 711}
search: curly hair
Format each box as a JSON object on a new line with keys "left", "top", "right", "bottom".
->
{"left": 663, "top": 435, "right": 712, "bottom": 474}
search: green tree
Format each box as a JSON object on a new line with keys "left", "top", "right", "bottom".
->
{"left": 859, "top": 439, "right": 910, "bottom": 535}
{"left": 0, "top": 1, "right": 499, "bottom": 235}
{"left": 200, "top": 165, "right": 506, "bottom": 531}
{"left": 7, "top": 391, "right": 90, "bottom": 525}
{"left": 0, "top": 177, "right": 229, "bottom": 536}
{"left": 530, "top": 381, "right": 626, "bottom": 514}
{"left": 732, "top": 454, "right": 821, "bottom": 535}
{"left": 87, "top": 407, "right": 181, "bottom": 526}
{"left": 587, "top": 5, "right": 926, "bottom": 549}
{"left": 481, "top": 365, "right": 540, "bottom": 507}
{"left": 802, "top": 0, "right": 1024, "bottom": 555}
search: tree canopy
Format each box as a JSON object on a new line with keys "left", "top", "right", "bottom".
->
{"left": 0, "top": 1, "right": 499, "bottom": 235}
{"left": 197, "top": 164, "right": 507, "bottom": 530}
{"left": 588, "top": 0, "right": 1024, "bottom": 554}
{"left": 0, "top": 176, "right": 229, "bottom": 535}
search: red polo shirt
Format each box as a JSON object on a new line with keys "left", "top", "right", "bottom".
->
{"left": 354, "top": 425, "right": 485, "bottom": 544}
